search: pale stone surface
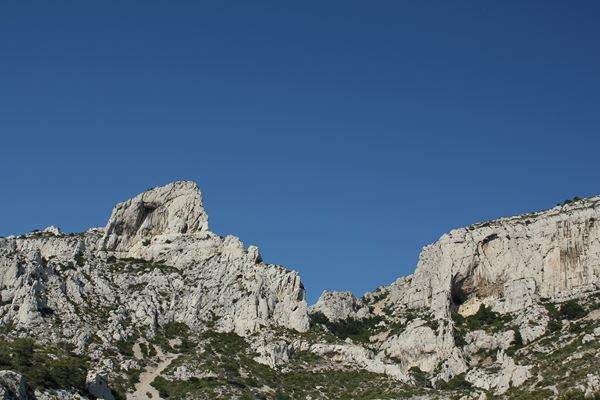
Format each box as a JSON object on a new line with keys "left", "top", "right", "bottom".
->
{"left": 310, "top": 290, "right": 370, "bottom": 321}
{"left": 2, "top": 181, "right": 600, "bottom": 397}
{"left": 305, "top": 342, "right": 409, "bottom": 381}
{"left": 513, "top": 305, "right": 549, "bottom": 344}
{"left": 582, "top": 334, "right": 595, "bottom": 344}
{"left": 379, "top": 318, "right": 460, "bottom": 374}
{"left": 346, "top": 196, "right": 600, "bottom": 389}
{"left": 463, "top": 330, "right": 515, "bottom": 356}
{"left": 465, "top": 351, "right": 531, "bottom": 394}
{"left": 379, "top": 198, "right": 600, "bottom": 320}
{"left": 100, "top": 181, "right": 209, "bottom": 252}
{"left": 0, "top": 182, "right": 309, "bottom": 343}
{"left": 0, "top": 371, "right": 29, "bottom": 400}
{"left": 43, "top": 226, "right": 63, "bottom": 236}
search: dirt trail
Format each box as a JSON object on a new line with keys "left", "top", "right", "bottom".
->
{"left": 127, "top": 341, "right": 177, "bottom": 400}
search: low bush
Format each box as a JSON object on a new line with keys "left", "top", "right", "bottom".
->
{"left": 512, "top": 329, "right": 523, "bottom": 347}
{"left": 437, "top": 373, "right": 471, "bottom": 391}
{"left": 409, "top": 366, "right": 430, "bottom": 388}
{"left": 545, "top": 299, "right": 587, "bottom": 323}
{"left": 0, "top": 337, "right": 89, "bottom": 392}
{"left": 74, "top": 254, "right": 85, "bottom": 267}
{"left": 309, "top": 312, "right": 383, "bottom": 342}
{"left": 560, "top": 300, "right": 587, "bottom": 320}
{"left": 116, "top": 335, "right": 137, "bottom": 357}
{"left": 452, "top": 304, "right": 512, "bottom": 346}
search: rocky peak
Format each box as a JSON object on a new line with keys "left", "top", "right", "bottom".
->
{"left": 0, "top": 180, "right": 309, "bottom": 340}
{"left": 310, "top": 290, "right": 370, "bottom": 322}
{"left": 1, "top": 186, "right": 600, "bottom": 399}
{"left": 371, "top": 196, "right": 600, "bottom": 321}
{"left": 99, "top": 181, "right": 208, "bottom": 252}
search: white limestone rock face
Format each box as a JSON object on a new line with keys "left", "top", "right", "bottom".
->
{"left": 3, "top": 181, "right": 600, "bottom": 398}
{"left": 513, "top": 305, "right": 549, "bottom": 344}
{"left": 465, "top": 351, "right": 531, "bottom": 394}
{"left": 310, "top": 290, "right": 370, "bottom": 321}
{"left": 100, "top": 181, "right": 208, "bottom": 252}
{"left": 378, "top": 197, "right": 600, "bottom": 319}
{"left": 305, "top": 342, "right": 409, "bottom": 381}
{"left": 379, "top": 319, "right": 465, "bottom": 375}
{"left": 327, "top": 196, "right": 600, "bottom": 388}
{"left": 463, "top": 330, "right": 515, "bottom": 356}
{"left": 0, "top": 371, "right": 30, "bottom": 400}
{"left": 0, "top": 181, "right": 309, "bottom": 338}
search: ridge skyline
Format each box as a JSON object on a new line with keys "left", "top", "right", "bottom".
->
{"left": 3, "top": 180, "right": 595, "bottom": 304}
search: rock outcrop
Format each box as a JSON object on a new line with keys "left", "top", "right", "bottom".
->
{"left": 1, "top": 183, "right": 599, "bottom": 399}
{"left": 311, "top": 196, "right": 600, "bottom": 395}
{"left": 0, "top": 181, "right": 309, "bottom": 337}
{"left": 100, "top": 181, "right": 209, "bottom": 252}
{"left": 0, "top": 371, "right": 29, "bottom": 400}
{"left": 310, "top": 290, "right": 370, "bottom": 321}
{"left": 377, "top": 197, "right": 600, "bottom": 319}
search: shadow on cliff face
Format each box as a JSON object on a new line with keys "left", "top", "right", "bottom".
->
{"left": 451, "top": 273, "right": 474, "bottom": 309}
{"left": 450, "top": 233, "right": 510, "bottom": 312}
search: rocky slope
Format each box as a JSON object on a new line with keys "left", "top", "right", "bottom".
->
{"left": 311, "top": 195, "right": 600, "bottom": 397}
{"left": 0, "top": 182, "right": 599, "bottom": 399}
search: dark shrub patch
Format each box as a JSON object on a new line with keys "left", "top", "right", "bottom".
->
{"left": 0, "top": 337, "right": 89, "bottom": 392}
{"left": 560, "top": 300, "right": 586, "bottom": 320}
{"left": 310, "top": 312, "right": 383, "bottom": 342}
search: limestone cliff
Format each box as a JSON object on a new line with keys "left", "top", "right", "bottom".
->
{"left": 311, "top": 196, "right": 600, "bottom": 396}
{"left": 100, "top": 181, "right": 209, "bottom": 252}
{"left": 0, "top": 182, "right": 309, "bottom": 340}
{"left": 376, "top": 196, "right": 600, "bottom": 318}
{"left": 1, "top": 184, "right": 600, "bottom": 400}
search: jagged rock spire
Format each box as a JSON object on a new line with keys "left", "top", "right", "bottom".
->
{"left": 100, "top": 181, "right": 209, "bottom": 252}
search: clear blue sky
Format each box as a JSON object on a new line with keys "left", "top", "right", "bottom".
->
{"left": 1, "top": 2, "right": 599, "bottom": 303}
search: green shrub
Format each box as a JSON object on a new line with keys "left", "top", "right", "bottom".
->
{"left": 116, "top": 336, "right": 137, "bottom": 357}
{"left": 0, "top": 337, "right": 89, "bottom": 391}
{"left": 454, "top": 305, "right": 493, "bottom": 330}
{"left": 11, "top": 338, "right": 34, "bottom": 367}
{"left": 505, "top": 388, "right": 556, "bottom": 399}
{"left": 453, "top": 329, "right": 467, "bottom": 347}
{"left": 464, "top": 304, "right": 505, "bottom": 330}
{"left": 545, "top": 299, "right": 586, "bottom": 332}
{"left": 437, "top": 373, "right": 471, "bottom": 390}
{"left": 561, "top": 197, "right": 582, "bottom": 206}
{"left": 558, "top": 388, "right": 586, "bottom": 399}
{"left": 545, "top": 303, "right": 560, "bottom": 318}
{"left": 74, "top": 254, "right": 85, "bottom": 267}
{"left": 309, "top": 312, "right": 329, "bottom": 326}
{"left": 44, "top": 356, "right": 88, "bottom": 390}
{"left": 560, "top": 300, "right": 586, "bottom": 320}
{"left": 162, "top": 321, "right": 190, "bottom": 338}
{"left": 512, "top": 329, "right": 523, "bottom": 347}
{"left": 309, "top": 312, "right": 383, "bottom": 342}
{"left": 452, "top": 304, "right": 512, "bottom": 347}
{"left": 548, "top": 318, "right": 562, "bottom": 332}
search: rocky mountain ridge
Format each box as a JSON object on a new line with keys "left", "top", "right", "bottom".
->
{"left": 1, "top": 182, "right": 599, "bottom": 399}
